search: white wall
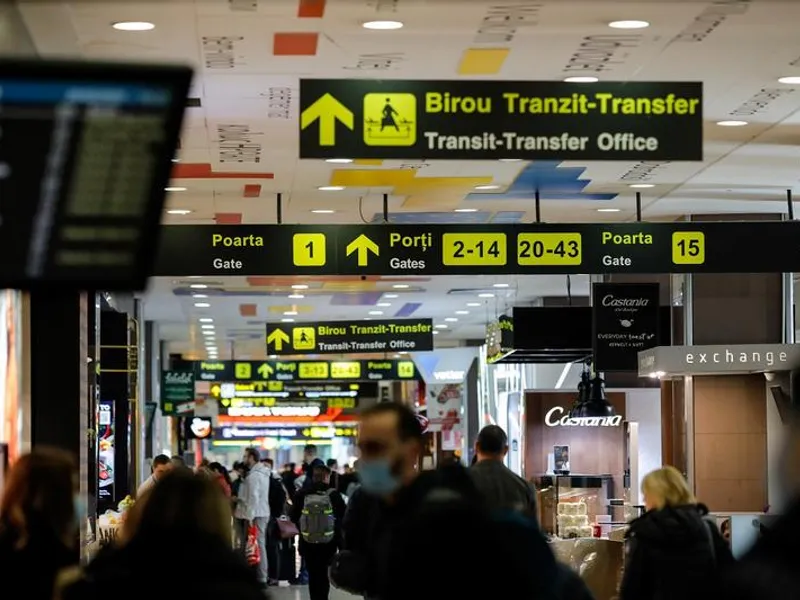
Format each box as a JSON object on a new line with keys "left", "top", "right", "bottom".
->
{"left": 624, "top": 388, "right": 663, "bottom": 502}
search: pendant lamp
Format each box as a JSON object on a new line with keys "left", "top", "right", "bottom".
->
{"left": 578, "top": 374, "right": 616, "bottom": 418}
{"left": 568, "top": 367, "right": 592, "bottom": 418}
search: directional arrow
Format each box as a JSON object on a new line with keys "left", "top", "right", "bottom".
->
{"left": 300, "top": 93, "right": 354, "bottom": 146}
{"left": 346, "top": 234, "right": 379, "bottom": 267}
{"left": 267, "top": 328, "right": 290, "bottom": 351}
{"left": 257, "top": 362, "right": 274, "bottom": 379}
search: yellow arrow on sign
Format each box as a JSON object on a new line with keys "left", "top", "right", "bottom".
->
{"left": 300, "top": 93, "right": 354, "bottom": 146}
{"left": 257, "top": 362, "right": 274, "bottom": 379}
{"left": 346, "top": 234, "right": 379, "bottom": 266}
{"left": 267, "top": 328, "right": 290, "bottom": 351}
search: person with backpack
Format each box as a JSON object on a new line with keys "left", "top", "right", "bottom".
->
{"left": 291, "top": 462, "right": 346, "bottom": 600}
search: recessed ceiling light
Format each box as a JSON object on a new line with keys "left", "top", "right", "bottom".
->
{"left": 499, "top": 158, "right": 522, "bottom": 162}
{"left": 597, "top": 208, "right": 621, "bottom": 212}
{"left": 716, "top": 120, "right": 748, "bottom": 127}
{"left": 466, "top": 302, "right": 481, "bottom": 307}
{"left": 311, "top": 209, "right": 335, "bottom": 214}
{"left": 325, "top": 158, "right": 353, "bottom": 164}
{"left": 292, "top": 284, "right": 309, "bottom": 290}
{"left": 435, "top": 324, "right": 448, "bottom": 329}
{"left": 368, "top": 311, "right": 384, "bottom": 316}
{"left": 192, "top": 294, "right": 208, "bottom": 299}
{"left": 165, "top": 186, "right": 187, "bottom": 192}
{"left": 432, "top": 330, "right": 439, "bottom": 335}
{"left": 318, "top": 186, "right": 344, "bottom": 191}
{"left": 363, "top": 318, "right": 372, "bottom": 321}
{"left": 473, "top": 185, "right": 500, "bottom": 190}
{"left": 288, "top": 294, "right": 305, "bottom": 299}
{"left": 392, "top": 284, "right": 409, "bottom": 289}
{"left": 190, "top": 283, "right": 207, "bottom": 289}
{"left": 608, "top": 20, "right": 649, "bottom": 29}
{"left": 201, "top": 324, "right": 214, "bottom": 330}
{"left": 456, "top": 310, "right": 470, "bottom": 315}
{"left": 270, "top": 355, "right": 277, "bottom": 359}
{"left": 171, "top": 158, "right": 180, "bottom": 163}
{"left": 202, "top": 331, "right": 215, "bottom": 336}
{"left": 384, "top": 294, "right": 399, "bottom": 299}
{"left": 377, "top": 302, "right": 391, "bottom": 307}
{"left": 281, "top": 318, "right": 295, "bottom": 323}
{"left": 629, "top": 183, "right": 654, "bottom": 188}
{"left": 284, "top": 311, "right": 298, "bottom": 316}
{"left": 194, "top": 302, "right": 210, "bottom": 308}
{"left": 199, "top": 318, "right": 213, "bottom": 323}
{"left": 478, "top": 293, "right": 495, "bottom": 298}
{"left": 454, "top": 208, "right": 478, "bottom": 213}
{"left": 112, "top": 21, "right": 155, "bottom": 31}
{"left": 564, "top": 76, "right": 599, "bottom": 83}
{"left": 166, "top": 209, "right": 191, "bottom": 215}
{"left": 778, "top": 76, "right": 800, "bottom": 84}
{"left": 444, "top": 317, "right": 458, "bottom": 322}
{"left": 362, "top": 20, "right": 403, "bottom": 30}
{"left": 493, "top": 283, "right": 509, "bottom": 288}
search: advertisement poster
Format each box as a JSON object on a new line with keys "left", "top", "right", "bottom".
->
{"left": 0, "top": 291, "right": 22, "bottom": 464}
{"left": 97, "top": 401, "right": 115, "bottom": 500}
{"left": 427, "top": 383, "right": 462, "bottom": 433}
{"left": 592, "top": 282, "right": 660, "bottom": 371}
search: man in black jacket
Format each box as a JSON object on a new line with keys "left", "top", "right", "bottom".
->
{"left": 333, "top": 402, "right": 428, "bottom": 598}
{"left": 470, "top": 425, "right": 537, "bottom": 519}
{"left": 716, "top": 409, "right": 800, "bottom": 600}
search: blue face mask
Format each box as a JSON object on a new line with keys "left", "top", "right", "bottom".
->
{"left": 358, "top": 459, "right": 400, "bottom": 496}
{"left": 73, "top": 494, "right": 87, "bottom": 528}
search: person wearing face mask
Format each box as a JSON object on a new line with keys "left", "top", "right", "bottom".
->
{"left": 330, "top": 402, "right": 429, "bottom": 599}
{"left": 716, "top": 408, "right": 800, "bottom": 600}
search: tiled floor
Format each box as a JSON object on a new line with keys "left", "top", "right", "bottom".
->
{"left": 270, "top": 586, "right": 356, "bottom": 600}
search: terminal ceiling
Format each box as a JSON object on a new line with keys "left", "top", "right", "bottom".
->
{"left": 15, "top": 0, "right": 800, "bottom": 357}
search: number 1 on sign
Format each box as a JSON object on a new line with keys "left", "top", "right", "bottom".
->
{"left": 293, "top": 233, "right": 327, "bottom": 267}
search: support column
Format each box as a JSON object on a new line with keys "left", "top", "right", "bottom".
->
{"left": 29, "top": 290, "right": 89, "bottom": 539}
{"left": 688, "top": 214, "right": 783, "bottom": 512}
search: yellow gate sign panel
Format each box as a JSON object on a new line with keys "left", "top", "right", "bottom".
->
{"left": 363, "top": 93, "right": 416, "bottom": 147}
{"left": 293, "top": 327, "right": 316, "bottom": 351}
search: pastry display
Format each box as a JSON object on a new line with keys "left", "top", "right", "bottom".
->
{"left": 556, "top": 500, "right": 590, "bottom": 538}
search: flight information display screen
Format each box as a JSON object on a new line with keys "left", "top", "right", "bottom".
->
{"left": 0, "top": 59, "right": 192, "bottom": 290}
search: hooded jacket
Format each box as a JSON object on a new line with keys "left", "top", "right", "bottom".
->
{"left": 619, "top": 504, "right": 733, "bottom": 600}
{"left": 240, "top": 462, "right": 270, "bottom": 521}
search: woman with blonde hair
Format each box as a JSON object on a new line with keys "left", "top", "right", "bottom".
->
{"left": 619, "top": 466, "right": 733, "bottom": 600}
{"left": 60, "top": 469, "right": 264, "bottom": 600}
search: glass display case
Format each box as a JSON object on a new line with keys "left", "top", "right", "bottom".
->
{"left": 535, "top": 474, "right": 614, "bottom": 537}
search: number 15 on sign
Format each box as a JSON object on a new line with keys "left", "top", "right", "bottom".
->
{"left": 672, "top": 232, "right": 705, "bottom": 265}
{"left": 293, "top": 233, "right": 327, "bottom": 267}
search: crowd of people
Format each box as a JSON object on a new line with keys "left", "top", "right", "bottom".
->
{"left": 2, "top": 400, "right": 800, "bottom": 600}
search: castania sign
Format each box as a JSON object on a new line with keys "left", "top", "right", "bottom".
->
{"left": 544, "top": 406, "right": 622, "bottom": 427}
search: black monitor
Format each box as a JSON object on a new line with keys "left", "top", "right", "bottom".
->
{"left": 0, "top": 59, "right": 192, "bottom": 290}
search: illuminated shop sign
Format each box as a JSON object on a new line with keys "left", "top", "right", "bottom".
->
{"left": 638, "top": 344, "right": 800, "bottom": 377}
{"left": 213, "top": 425, "right": 357, "bottom": 441}
{"left": 220, "top": 398, "right": 324, "bottom": 418}
{"left": 544, "top": 406, "right": 622, "bottom": 427}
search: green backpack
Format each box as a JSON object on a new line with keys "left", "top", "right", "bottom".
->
{"left": 300, "top": 489, "right": 335, "bottom": 544}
